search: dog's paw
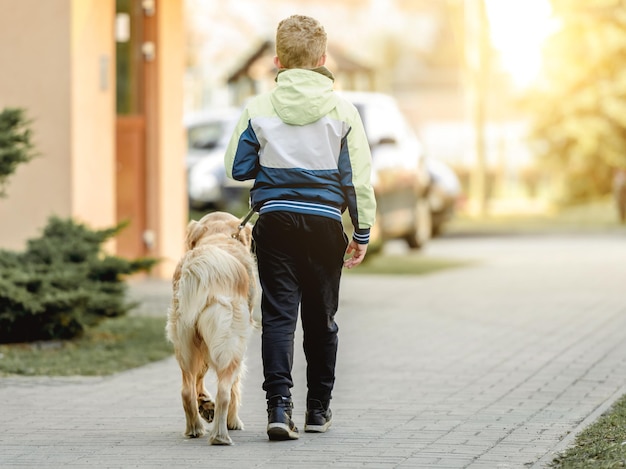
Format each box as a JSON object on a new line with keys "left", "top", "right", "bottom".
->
{"left": 198, "top": 397, "right": 215, "bottom": 423}
{"left": 184, "top": 423, "right": 206, "bottom": 438}
{"left": 209, "top": 432, "right": 233, "bottom": 446}
{"left": 227, "top": 417, "right": 244, "bottom": 430}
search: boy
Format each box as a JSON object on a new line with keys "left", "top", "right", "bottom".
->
{"left": 224, "top": 14, "right": 376, "bottom": 441}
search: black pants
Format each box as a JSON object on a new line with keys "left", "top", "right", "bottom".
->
{"left": 253, "top": 211, "right": 348, "bottom": 402}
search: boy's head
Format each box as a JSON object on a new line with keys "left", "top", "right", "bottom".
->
{"left": 275, "top": 15, "right": 327, "bottom": 69}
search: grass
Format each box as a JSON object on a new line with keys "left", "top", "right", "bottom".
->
{"left": 549, "top": 394, "right": 626, "bottom": 468}
{"left": 449, "top": 197, "right": 624, "bottom": 235}
{"left": 189, "top": 203, "right": 252, "bottom": 222}
{"left": 0, "top": 315, "right": 172, "bottom": 376}
{"left": 346, "top": 253, "right": 471, "bottom": 275}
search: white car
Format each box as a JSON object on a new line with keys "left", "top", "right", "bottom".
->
{"left": 185, "top": 109, "right": 251, "bottom": 210}
{"left": 187, "top": 94, "right": 434, "bottom": 251}
{"left": 340, "top": 91, "right": 432, "bottom": 250}
{"left": 426, "top": 157, "right": 462, "bottom": 236}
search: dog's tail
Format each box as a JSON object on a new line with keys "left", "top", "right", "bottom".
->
{"left": 177, "top": 245, "right": 250, "bottom": 328}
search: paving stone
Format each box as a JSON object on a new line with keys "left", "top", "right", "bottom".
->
{"left": 2, "top": 233, "right": 626, "bottom": 468}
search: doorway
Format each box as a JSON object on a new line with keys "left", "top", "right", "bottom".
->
{"left": 115, "top": 0, "right": 157, "bottom": 258}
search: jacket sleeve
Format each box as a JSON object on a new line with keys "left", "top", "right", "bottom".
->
{"left": 341, "top": 108, "right": 377, "bottom": 244}
{"left": 224, "top": 108, "right": 260, "bottom": 181}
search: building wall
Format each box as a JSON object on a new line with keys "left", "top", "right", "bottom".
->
{"left": 152, "top": 0, "right": 187, "bottom": 277}
{"left": 0, "top": 0, "right": 185, "bottom": 279}
{"left": 70, "top": 0, "right": 116, "bottom": 231}
{"left": 0, "top": 0, "right": 75, "bottom": 247}
{"left": 0, "top": 0, "right": 116, "bottom": 248}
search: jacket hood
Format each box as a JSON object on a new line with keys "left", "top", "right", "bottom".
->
{"left": 270, "top": 67, "right": 338, "bottom": 125}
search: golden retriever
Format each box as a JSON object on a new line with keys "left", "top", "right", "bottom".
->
{"left": 166, "top": 211, "right": 257, "bottom": 445}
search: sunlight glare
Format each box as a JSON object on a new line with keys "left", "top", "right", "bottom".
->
{"left": 485, "top": 0, "right": 556, "bottom": 88}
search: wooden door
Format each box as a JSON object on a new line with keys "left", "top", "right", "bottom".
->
{"left": 115, "top": 0, "right": 156, "bottom": 258}
{"left": 115, "top": 116, "right": 146, "bottom": 258}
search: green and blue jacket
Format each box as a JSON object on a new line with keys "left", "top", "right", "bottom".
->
{"left": 224, "top": 66, "right": 376, "bottom": 244}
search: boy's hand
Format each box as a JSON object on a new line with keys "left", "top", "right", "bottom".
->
{"left": 343, "top": 241, "right": 368, "bottom": 269}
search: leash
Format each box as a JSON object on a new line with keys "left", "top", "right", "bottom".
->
{"left": 233, "top": 208, "right": 256, "bottom": 239}
{"left": 239, "top": 208, "right": 256, "bottom": 229}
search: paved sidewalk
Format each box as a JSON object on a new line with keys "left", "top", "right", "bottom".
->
{"left": 2, "top": 232, "right": 626, "bottom": 468}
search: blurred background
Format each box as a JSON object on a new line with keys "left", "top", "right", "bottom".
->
{"left": 1, "top": 0, "right": 625, "bottom": 278}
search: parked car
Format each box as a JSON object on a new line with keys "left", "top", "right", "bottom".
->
{"left": 426, "top": 157, "right": 462, "bottom": 236}
{"left": 187, "top": 93, "right": 433, "bottom": 251}
{"left": 185, "top": 109, "right": 251, "bottom": 210}
{"left": 340, "top": 91, "right": 432, "bottom": 251}
{"left": 185, "top": 109, "right": 239, "bottom": 170}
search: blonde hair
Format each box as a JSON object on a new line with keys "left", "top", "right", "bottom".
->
{"left": 275, "top": 15, "right": 327, "bottom": 69}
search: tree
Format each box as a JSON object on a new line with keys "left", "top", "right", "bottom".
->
{"left": 525, "top": 0, "right": 626, "bottom": 203}
{"left": 0, "top": 108, "right": 37, "bottom": 197}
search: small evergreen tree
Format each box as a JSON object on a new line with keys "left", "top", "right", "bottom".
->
{"left": 0, "top": 217, "right": 158, "bottom": 343}
{"left": 0, "top": 107, "right": 157, "bottom": 343}
{"left": 0, "top": 108, "right": 37, "bottom": 197}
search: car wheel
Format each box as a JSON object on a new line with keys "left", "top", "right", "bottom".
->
{"left": 405, "top": 197, "right": 431, "bottom": 249}
{"left": 430, "top": 211, "right": 444, "bottom": 238}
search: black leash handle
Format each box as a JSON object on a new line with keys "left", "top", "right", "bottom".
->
{"left": 233, "top": 208, "right": 256, "bottom": 239}
{"left": 238, "top": 208, "right": 256, "bottom": 230}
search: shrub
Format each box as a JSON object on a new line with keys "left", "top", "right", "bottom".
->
{"left": 0, "top": 108, "right": 37, "bottom": 197}
{"left": 0, "top": 217, "right": 157, "bottom": 343}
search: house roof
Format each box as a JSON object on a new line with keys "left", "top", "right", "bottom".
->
{"left": 226, "top": 39, "right": 372, "bottom": 84}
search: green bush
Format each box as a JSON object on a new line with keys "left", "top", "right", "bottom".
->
{"left": 0, "top": 108, "right": 37, "bottom": 197}
{"left": 0, "top": 217, "right": 157, "bottom": 343}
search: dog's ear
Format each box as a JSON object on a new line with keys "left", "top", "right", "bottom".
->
{"left": 185, "top": 220, "right": 207, "bottom": 250}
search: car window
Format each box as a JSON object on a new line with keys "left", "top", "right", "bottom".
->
{"left": 188, "top": 121, "right": 227, "bottom": 150}
{"left": 356, "top": 100, "right": 408, "bottom": 146}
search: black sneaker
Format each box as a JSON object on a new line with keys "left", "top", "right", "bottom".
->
{"left": 304, "top": 399, "right": 332, "bottom": 433}
{"left": 267, "top": 395, "right": 299, "bottom": 441}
